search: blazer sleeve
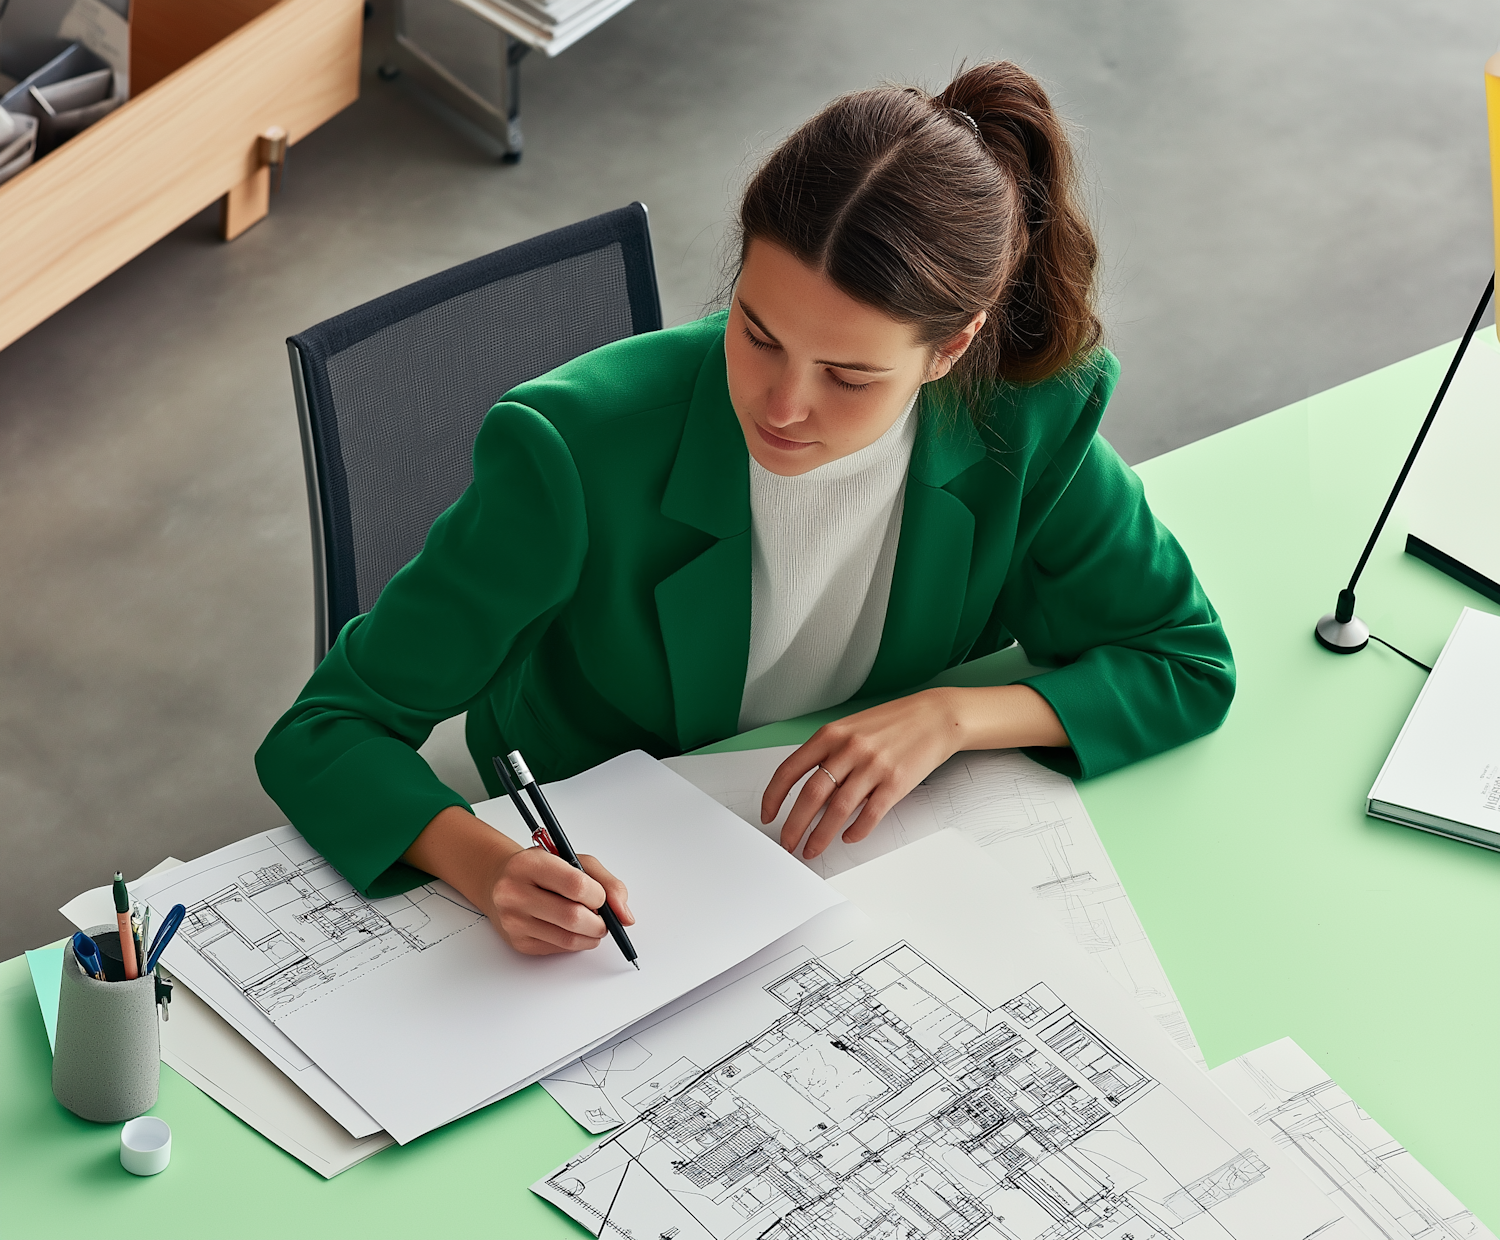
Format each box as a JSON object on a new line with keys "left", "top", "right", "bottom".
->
{"left": 998, "top": 434, "right": 1235, "bottom": 779}
{"left": 255, "top": 401, "right": 588, "bottom": 897}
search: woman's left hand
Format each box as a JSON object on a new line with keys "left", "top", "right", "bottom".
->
{"left": 761, "top": 683, "right": 1067, "bottom": 860}
{"left": 761, "top": 688, "right": 965, "bottom": 860}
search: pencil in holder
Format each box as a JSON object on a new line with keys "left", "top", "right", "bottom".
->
{"left": 51, "top": 925, "right": 161, "bottom": 1122}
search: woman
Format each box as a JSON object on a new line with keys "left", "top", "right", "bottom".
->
{"left": 257, "top": 62, "right": 1234, "bottom": 959}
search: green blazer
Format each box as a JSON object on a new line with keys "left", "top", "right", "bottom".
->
{"left": 257, "top": 311, "right": 1234, "bottom": 897}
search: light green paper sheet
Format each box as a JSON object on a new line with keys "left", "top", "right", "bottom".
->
{"left": 25, "top": 946, "right": 63, "bottom": 1053}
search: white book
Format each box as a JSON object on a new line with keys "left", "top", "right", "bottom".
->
{"left": 1367, "top": 606, "right": 1500, "bottom": 849}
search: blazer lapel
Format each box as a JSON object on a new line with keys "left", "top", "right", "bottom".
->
{"left": 860, "top": 390, "right": 986, "bottom": 697}
{"left": 655, "top": 339, "right": 752, "bottom": 751}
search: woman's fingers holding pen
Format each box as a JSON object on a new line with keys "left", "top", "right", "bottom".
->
{"left": 491, "top": 848, "right": 625, "bottom": 955}
{"left": 578, "top": 854, "right": 634, "bottom": 925}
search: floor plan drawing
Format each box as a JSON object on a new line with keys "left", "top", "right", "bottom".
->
{"left": 665, "top": 747, "right": 1202, "bottom": 1064}
{"left": 543, "top": 904, "right": 876, "bottom": 1132}
{"left": 1211, "top": 1039, "right": 1493, "bottom": 1240}
{"left": 535, "top": 939, "right": 1316, "bottom": 1240}
{"left": 175, "top": 829, "right": 484, "bottom": 1021}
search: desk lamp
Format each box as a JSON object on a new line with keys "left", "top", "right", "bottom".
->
{"left": 1314, "top": 49, "right": 1500, "bottom": 656}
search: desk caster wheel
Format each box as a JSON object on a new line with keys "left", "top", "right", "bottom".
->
{"left": 501, "top": 150, "right": 522, "bottom": 165}
{"left": 377, "top": 63, "right": 401, "bottom": 81}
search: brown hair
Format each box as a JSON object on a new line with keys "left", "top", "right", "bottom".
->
{"left": 737, "top": 61, "right": 1100, "bottom": 394}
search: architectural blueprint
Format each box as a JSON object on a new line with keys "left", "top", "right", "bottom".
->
{"left": 171, "top": 829, "right": 481, "bottom": 1021}
{"left": 134, "top": 751, "right": 843, "bottom": 1145}
{"left": 91, "top": 839, "right": 387, "bottom": 1138}
{"left": 1211, "top": 1039, "right": 1493, "bottom": 1240}
{"left": 543, "top": 903, "right": 877, "bottom": 1132}
{"left": 534, "top": 832, "right": 1360, "bottom": 1240}
{"left": 665, "top": 747, "right": 1202, "bottom": 1063}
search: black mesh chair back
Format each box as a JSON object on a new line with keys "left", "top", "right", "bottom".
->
{"left": 288, "top": 203, "right": 662, "bottom": 664}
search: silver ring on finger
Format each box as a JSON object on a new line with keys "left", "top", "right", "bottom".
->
{"left": 814, "top": 764, "right": 842, "bottom": 789}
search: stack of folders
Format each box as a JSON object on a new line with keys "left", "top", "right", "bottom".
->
{"left": 452, "top": 0, "right": 638, "bottom": 55}
{"left": 1368, "top": 606, "right": 1500, "bottom": 850}
{"left": 0, "top": 0, "right": 130, "bottom": 185}
{"left": 0, "top": 106, "right": 39, "bottom": 185}
{"left": 61, "top": 751, "right": 841, "bottom": 1175}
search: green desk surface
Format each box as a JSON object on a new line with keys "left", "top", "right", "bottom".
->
{"left": 4, "top": 342, "right": 1496, "bottom": 1233}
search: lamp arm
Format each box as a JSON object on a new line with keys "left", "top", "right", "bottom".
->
{"left": 1316, "top": 273, "right": 1494, "bottom": 655}
{"left": 1342, "top": 273, "right": 1494, "bottom": 599}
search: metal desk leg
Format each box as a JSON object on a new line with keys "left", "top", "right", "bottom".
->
{"left": 371, "top": 0, "right": 528, "bottom": 163}
{"left": 501, "top": 36, "right": 526, "bottom": 163}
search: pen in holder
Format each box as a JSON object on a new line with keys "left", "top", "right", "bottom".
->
{"left": 52, "top": 925, "right": 164, "bottom": 1122}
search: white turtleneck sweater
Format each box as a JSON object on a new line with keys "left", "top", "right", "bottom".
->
{"left": 738, "top": 393, "right": 919, "bottom": 732}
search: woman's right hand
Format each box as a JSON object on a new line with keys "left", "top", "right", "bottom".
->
{"left": 403, "top": 805, "right": 633, "bottom": 956}
{"left": 483, "top": 846, "right": 634, "bottom": 956}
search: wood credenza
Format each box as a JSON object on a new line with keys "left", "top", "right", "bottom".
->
{"left": 0, "top": 0, "right": 363, "bottom": 353}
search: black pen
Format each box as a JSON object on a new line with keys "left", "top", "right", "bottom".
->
{"left": 493, "top": 755, "right": 558, "bottom": 854}
{"left": 503, "top": 750, "right": 639, "bottom": 970}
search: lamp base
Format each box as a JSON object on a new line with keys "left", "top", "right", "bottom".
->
{"left": 1315, "top": 612, "right": 1369, "bottom": 654}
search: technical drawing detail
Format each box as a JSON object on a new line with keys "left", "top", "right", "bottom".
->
{"left": 178, "top": 833, "right": 482, "bottom": 1019}
{"left": 1212, "top": 1039, "right": 1493, "bottom": 1240}
{"left": 540, "top": 942, "right": 1277, "bottom": 1240}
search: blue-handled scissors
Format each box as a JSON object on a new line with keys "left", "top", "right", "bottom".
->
{"left": 144, "top": 904, "right": 186, "bottom": 974}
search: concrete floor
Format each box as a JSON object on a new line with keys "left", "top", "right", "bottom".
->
{"left": 1, "top": 0, "right": 1495, "bottom": 958}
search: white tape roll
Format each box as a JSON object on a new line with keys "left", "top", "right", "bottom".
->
{"left": 120, "top": 1116, "right": 171, "bottom": 1176}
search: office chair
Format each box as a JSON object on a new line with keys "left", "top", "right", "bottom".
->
{"left": 287, "top": 202, "right": 662, "bottom": 665}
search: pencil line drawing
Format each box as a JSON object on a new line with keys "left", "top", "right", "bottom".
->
{"left": 176, "top": 831, "right": 483, "bottom": 1020}
{"left": 536, "top": 940, "right": 1302, "bottom": 1240}
{"left": 667, "top": 747, "right": 1203, "bottom": 1063}
{"left": 920, "top": 753, "right": 1199, "bottom": 1063}
{"left": 1211, "top": 1039, "right": 1494, "bottom": 1240}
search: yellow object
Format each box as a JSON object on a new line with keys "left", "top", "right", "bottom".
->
{"left": 1486, "top": 53, "right": 1500, "bottom": 340}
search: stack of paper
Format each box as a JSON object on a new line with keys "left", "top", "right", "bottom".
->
{"left": 533, "top": 833, "right": 1372, "bottom": 1240}
{"left": 57, "top": 751, "right": 838, "bottom": 1167}
{"left": 43, "top": 742, "right": 1493, "bottom": 1228}
{"left": 450, "top": 0, "right": 637, "bottom": 56}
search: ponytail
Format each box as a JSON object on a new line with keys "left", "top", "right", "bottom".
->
{"left": 936, "top": 63, "right": 1100, "bottom": 383}
{"left": 738, "top": 61, "right": 1101, "bottom": 397}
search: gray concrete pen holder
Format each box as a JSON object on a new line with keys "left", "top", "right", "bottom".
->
{"left": 52, "top": 925, "right": 161, "bottom": 1122}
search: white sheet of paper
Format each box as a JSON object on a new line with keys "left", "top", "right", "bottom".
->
{"left": 132, "top": 751, "right": 843, "bottom": 1144}
{"left": 664, "top": 745, "right": 1202, "bottom": 1062}
{"left": 160, "top": 981, "right": 395, "bottom": 1177}
{"left": 534, "top": 832, "right": 1362, "bottom": 1240}
{"left": 61, "top": 864, "right": 383, "bottom": 1139}
{"left": 1211, "top": 1038, "right": 1494, "bottom": 1240}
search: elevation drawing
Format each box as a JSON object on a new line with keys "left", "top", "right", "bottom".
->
{"left": 1211, "top": 1039, "right": 1493, "bottom": 1240}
